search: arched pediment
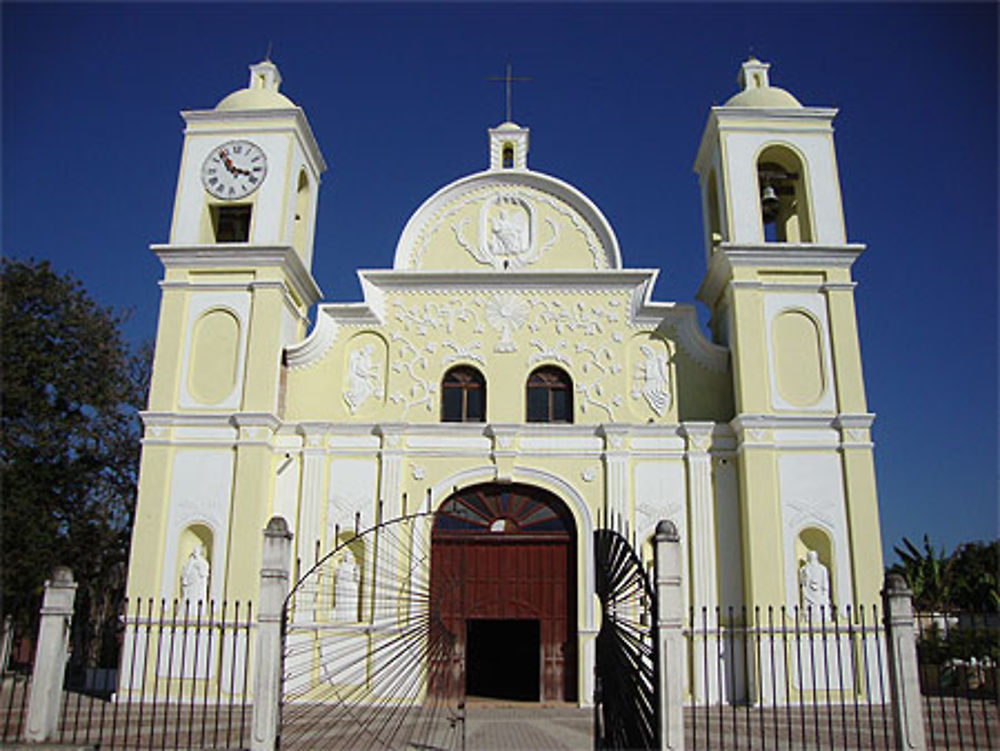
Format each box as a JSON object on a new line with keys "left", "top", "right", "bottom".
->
{"left": 393, "top": 171, "right": 622, "bottom": 272}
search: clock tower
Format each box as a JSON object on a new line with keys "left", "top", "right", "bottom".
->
{"left": 127, "top": 59, "right": 326, "bottom": 605}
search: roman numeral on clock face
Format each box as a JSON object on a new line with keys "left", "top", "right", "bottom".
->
{"left": 201, "top": 140, "right": 267, "bottom": 200}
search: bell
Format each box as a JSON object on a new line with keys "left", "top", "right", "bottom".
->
{"left": 761, "top": 184, "right": 780, "bottom": 224}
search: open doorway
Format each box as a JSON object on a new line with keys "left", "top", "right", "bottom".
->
{"left": 465, "top": 619, "right": 540, "bottom": 701}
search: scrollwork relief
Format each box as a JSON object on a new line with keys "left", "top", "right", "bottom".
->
{"left": 575, "top": 342, "right": 623, "bottom": 419}
{"left": 527, "top": 339, "right": 572, "bottom": 366}
{"left": 440, "top": 340, "right": 485, "bottom": 365}
{"left": 388, "top": 334, "right": 436, "bottom": 415}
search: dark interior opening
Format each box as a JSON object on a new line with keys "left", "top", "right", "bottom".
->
{"left": 465, "top": 618, "right": 539, "bottom": 701}
{"left": 211, "top": 204, "right": 252, "bottom": 242}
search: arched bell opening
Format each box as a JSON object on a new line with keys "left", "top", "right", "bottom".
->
{"left": 757, "top": 145, "right": 813, "bottom": 243}
{"left": 430, "top": 482, "right": 578, "bottom": 703}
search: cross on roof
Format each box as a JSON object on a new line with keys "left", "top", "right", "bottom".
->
{"left": 486, "top": 62, "right": 531, "bottom": 123}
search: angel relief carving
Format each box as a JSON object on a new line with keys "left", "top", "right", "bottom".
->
{"left": 343, "top": 344, "right": 384, "bottom": 414}
{"left": 631, "top": 344, "right": 671, "bottom": 416}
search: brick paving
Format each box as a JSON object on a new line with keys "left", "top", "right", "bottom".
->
{"left": 465, "top": 704, "right": 593, "bottom": 751}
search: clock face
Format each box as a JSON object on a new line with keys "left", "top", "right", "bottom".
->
{"left": 201, "top": 140, "right": 267, "bottom": 200}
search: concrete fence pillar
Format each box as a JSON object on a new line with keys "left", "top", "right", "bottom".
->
{"left": 882, "top": 573, "right": 927, "bottom": 751}
{"left": 654, "top": 520, "right": 684, "bottom": 751}
{"left": 25, "top": 566, "right": 77, "bottom": 742}
{"left": 251, "top": 516, "right": 294, "bottom": 751}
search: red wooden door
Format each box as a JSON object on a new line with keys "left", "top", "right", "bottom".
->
{"left": 430, "top": 484, "right": 576, "bottom": 702}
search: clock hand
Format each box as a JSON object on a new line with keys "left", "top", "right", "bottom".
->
{"left": 219, "top": 150, "right": 238, "bottom": 174}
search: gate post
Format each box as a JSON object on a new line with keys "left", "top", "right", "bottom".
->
{"left": 654, "top": 520, "right": 684, "bottom": 751}
{"left": 25, "top": 566, "right": 77, "bottom": 742}
{"left": 882, "top": 573, "right": 927, "bottom": 751}
{"left": 251, "top": 516, "right": 293, "bottom": 751}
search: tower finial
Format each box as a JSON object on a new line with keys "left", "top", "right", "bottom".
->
{"left": 265, "top": 41, "right": 273, "bottom": 62}
{"left": 486, "top": 61, "right": 531, "bottom": 123}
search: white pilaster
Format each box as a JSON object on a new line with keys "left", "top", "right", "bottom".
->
{"left": 375, "top": 423, "right": 406, "bottom": 520}
{"left": 599, "top": 425, "right": 630, "bottom": 528}
{"left": 682, "top": 422, "right": 718, "bottom": 614}
{"left": 295, "top": 424, "right": 326, "bottom": 595}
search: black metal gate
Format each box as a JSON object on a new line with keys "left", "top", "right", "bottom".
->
{"left": 279, "top": 511, "right": 465, "bottom": 751}
{"left": 594, "top": 528, "right": 658, "bottom": 750}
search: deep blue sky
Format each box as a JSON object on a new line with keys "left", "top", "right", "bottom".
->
{"left": 3, "top": 3, "right": 997, "bottom": 564}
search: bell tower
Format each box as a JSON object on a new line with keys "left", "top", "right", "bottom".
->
{"left": 694, "top": 58, "right": 883, "bottom": 612}
{"left": 127, "top": 59, "right": 326, "bottom": 605}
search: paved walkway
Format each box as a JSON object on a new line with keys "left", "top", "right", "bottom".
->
{"left": 464, "top": 704, "right": 593, "bottom": 751}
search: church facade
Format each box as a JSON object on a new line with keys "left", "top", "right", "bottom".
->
{"left": 125, "top": 57, "right": 884, "bottom": 705}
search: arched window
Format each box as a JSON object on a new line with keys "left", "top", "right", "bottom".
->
{"left": 292, "top": 169, "right": 311, "bottom": 255}
{"left": 705, "top": 169, "right": 723, "bottom": 249}
{"left": 441, "top": 366, "right": 486, "bottom": 422}
{"left": 757, "top": 145, "right": 812, "bottom": 243}
{"left": 526, "top": 366, "right": 573, "bottom": 423}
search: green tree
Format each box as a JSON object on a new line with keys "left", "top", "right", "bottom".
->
{"left": 1, "top": 258, "right": 147, "bottom": 666}
{"left": 947, "top": 541, "right": 999, "bottom": 613}
{"left": 890, "top": 536, "right": 1000, "bottom": 613}
{"left": 890, "top": 535, "right": 951, "bottom": 611}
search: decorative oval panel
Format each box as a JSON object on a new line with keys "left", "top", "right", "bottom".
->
{"left": 772, "top": 309, "right": 825, "bottom": 407}
{"left": 187, "top": 309, "right": 240, "bottom": 404}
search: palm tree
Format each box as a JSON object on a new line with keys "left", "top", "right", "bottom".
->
{"left": 890, "top": 535, "right": 951, "bottom": 612}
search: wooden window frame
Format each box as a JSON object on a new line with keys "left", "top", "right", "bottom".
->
{"left": 526, "top": 366, "right": 573, "bottom": 423}
{"left": 441, "top": 365, "right": 486, "bottom": 423}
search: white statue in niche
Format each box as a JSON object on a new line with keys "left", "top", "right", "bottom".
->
{"left": 344, "top": 344, "right": 383, "bottom": 414}
{"left": 798, "top": 550, "right": 831, "bottom": 613}
{"left": 631, "top": 344, "right": 671, "bottom": 416}
{"left": 333, "top": 555, "right": 360, "bottom": 622}
{"left": 180, "top": 544, "right": 210, "bottom": 604}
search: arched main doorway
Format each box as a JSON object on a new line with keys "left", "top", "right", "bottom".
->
{"left": 431, "top": 482, "right": 577, "bottom": 703}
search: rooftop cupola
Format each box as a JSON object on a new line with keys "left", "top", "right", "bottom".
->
{"left": 724, "top": 56, "right": 802, "bottom": 109}
{"left": 215, "top": 57, "right": 296, "bottom": 111}
{"left": 738, "top": 57, "right": 770, "bottom": 90}
{"left": 249, "top": 58, "right": 282, "bottom": 92}
{"left": 489, "top": 121, "right": 529, "bottom": 170}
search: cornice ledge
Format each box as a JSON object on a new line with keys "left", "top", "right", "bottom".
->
{"left": 151, "top": 244, "right": 322, "bottom": 306}
{"left": 832, "top": 413, "right": 876, "bottom": 430}
{"left": 358, "top": 268, "right": 657, "bottom": 292}
{"left": 294, "top": 421, "right": 335, "bottom": 437}
{"left": 698, "top": 243, "right": 865, "bottom": 305}
{"left": 374, "top": 422, "right": 409, "bottom": 437}
{"left": 140, "top": 411, "right": 237, "bottom": 428}
{"left": 711, "top": 105, "right": 838, "bottom": 121}
{"left": 731, "top": 413, "right": 840, "bottom": 431}
{"left": 229, "top": 412, "right": 282, "bottom": 431}
{"left": 410, "top": 423, "right": 494, "bottom": 436}
{"left": 718, "top": 243, "right": 866, "bottom": 267}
